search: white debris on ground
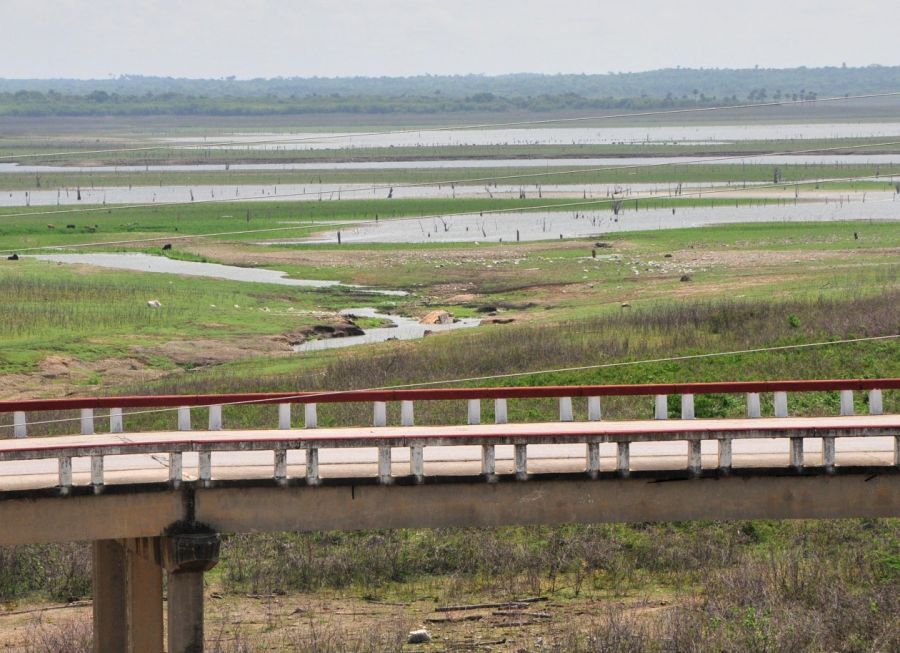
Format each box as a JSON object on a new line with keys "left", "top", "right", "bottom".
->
{"left": 407, "top": 629, "right": 432, "bottom": 644}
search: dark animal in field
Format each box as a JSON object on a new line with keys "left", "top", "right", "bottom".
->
{"left": 7, "top": 254, "right": 19, "bottom": 260}
{"left": 162, "top": 243, "right": 172, "bottom": 250}
{"left": 854, "top": 232, "right": 859, "bottom": 240}
{"left": 66, "top": 224, "right": 76, "bottom": 229}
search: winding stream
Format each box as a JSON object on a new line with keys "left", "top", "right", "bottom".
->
{"left": 293, "top": 308, "right": 480, "bottom": 352}
{"left": 29, "top": 253, "right": 407, "bottom": 296}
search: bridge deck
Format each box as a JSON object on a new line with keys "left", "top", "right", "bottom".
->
{"left": 1, "top": 414, "right": 897, "bottom": 456}
{"left": 0, "top": 415, "right": 896, "bottom": 493}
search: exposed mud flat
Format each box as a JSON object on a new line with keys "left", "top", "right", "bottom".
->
{"left": 293, "top": 308, "right": 480, "bottom": 352}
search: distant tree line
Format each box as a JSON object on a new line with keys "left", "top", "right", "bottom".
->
{"left": 0, "top": 65, "right": 895, "bottom": 117}
{"left": 0, "top": 91, "right": 749, "bottom": 117}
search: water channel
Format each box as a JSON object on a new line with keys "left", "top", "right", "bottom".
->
{"left": 29, "top": 253, "right": 406, "bottom": 296}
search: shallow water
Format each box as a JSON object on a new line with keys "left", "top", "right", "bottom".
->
{"left": 5, "top": 153, "right": 900, "bottom": 174}
{"left": 285, "top": 195, "right": 900, "bottom": 244}
{"left": 0, "top": 180, "right": 783, "bottom": 207}
{"left": 29, "top": 253, "right": 406, "bottom": 296}
{"left": 162, "top": 123, "right": 900, "bottom": 150}
{"left": 293, "top": 307, "right": 480, "bottom": 352}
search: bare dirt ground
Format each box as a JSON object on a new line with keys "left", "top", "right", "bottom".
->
{"left": 0, "top": 591, "right": 675, "bottom": 652}
{"left": 0, "top": 337, "right": 297, "bottom": 401}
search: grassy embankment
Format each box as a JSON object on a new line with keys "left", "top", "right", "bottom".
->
{"left": 1, "top": 219, "right": 897, "bottom": 381}
{"left": 3, "top": 218, "right": 897, "bottom": 429}
{"left": 1, "top": 219, "right": 896, "bottom": 375}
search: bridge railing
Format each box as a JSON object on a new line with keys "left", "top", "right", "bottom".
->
{"left": 0, "top": 379, "right": 897, "bottom": 494}
{"left": 1, "top": 379, "right": 896, "bottom": 438}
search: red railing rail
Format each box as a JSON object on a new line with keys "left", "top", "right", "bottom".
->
{"left": 1, "top": 378, "right": 898, "bottom": 413}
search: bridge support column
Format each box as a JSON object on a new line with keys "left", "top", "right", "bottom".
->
{"left": 93, "top": 540, "right": 127, "bottom": 653}
{"left": 93, "top": 538, "right": 164, "bottom": 653}
{"left": 126, "top": 540, "right": 164, "bottom": 653}
{"left": 162, "top": 528, "right": 221, "bottom": 653}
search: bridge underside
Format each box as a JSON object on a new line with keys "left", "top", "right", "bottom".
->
{"left": 3, "top": 468, "right": 898, "bottom": 652}
{"left": 1, "top": 468, "right": 897, "bottom": 547}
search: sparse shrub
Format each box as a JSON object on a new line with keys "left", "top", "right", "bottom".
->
{"left": 24, "top": 616, "right": 92, "bottom": 653}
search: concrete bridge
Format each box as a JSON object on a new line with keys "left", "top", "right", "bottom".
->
{"left": 1, "top": 379, "right": 898, "bottom": 652}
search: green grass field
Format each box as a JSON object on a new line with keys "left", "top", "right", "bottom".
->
{"left": 2, "top": 163, "right": 900, "bottom": 191}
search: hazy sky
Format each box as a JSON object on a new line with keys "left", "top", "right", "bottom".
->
{"left": 2, "top": 0, "right": 898, "bottom": 79}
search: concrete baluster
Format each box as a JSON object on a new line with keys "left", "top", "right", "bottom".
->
{"left": 304, "top": 403, "right": 317, "bottom": 429}
{"left": 868, "top": 389, "right": 883, "bottom": 415}
{"left": 378, "top": 446, "right": 393, "bottom": 484}
{"left": 208, "top": 405, "right": 223, "bottom": 431}
{"left": 790, "top": 437, "right": 804, "bottom": 471}
{"left": 746, "top": 393, "right": 761, "bottom": 418}
{"left": 718, "top": 438, "right": 733, "bottom": 473}
{"left": 617, "top": 441, "right": 630, "bottom": 477}
{"left": 654, "top": 395, "right": 668, "bottom": 420}
{"left": 81, "top": 408, "right": 94, "bottom": 435}
{"left": 169, "top": 452, "right": 183, "bottom": 488}
{"left": 467, "top": 399, "right": 481, "bottom": 425}
{"left": 514, "top": 444, "right": 528, "bottom": 480}
{"left": 274, "top": 449, "right": 287, "bottom": 486}
{"left": 91, "top": 455, "right": 104, "bottom": 493}
{"left": 373, "top": 402, "right": 387, "bottom": 427}
{"left": 278, "top": 403, "right": 291, "bottom": 429}
{"left": 494, "top": 399, "right": 507, "bottom": 424}
{"left": 177, "top": 407, "right": 191, "bottom": 431}
{"left": 306, "top": 447, "right": 320, "bottom": 485}
{"left": 401, "top": 400, "right": 414, "bottom": 426}
{"left": 13, "top": 411, "right": 26, "bottom": 438}
{"left": 58, "top": 456, "right": 72, "bottom": 494}
{"left": 822, "top": 436, "right": 836, "bottom": 473}
{"left": 839, "top": 390, "right": 854, "bottom": 416}
{"left": 198, "top": 451, "right": 212, "bottom": 487}
{"left": 688, "top": 440, "right": 702, "bottom": 476}
{"left": 774, "top": 391, "right": 789, "bottom": 418}
{"left": 681, "top": 394, "right": 695, "bottom": 420}
{"left": 481, "top": 444, "right": 496, "bottom": 480}
{"left": 559, "top": 397, "right": 573, "bottom": 422}
{"left": 109, "top": 407, "right": 123, "bottom": 434}
{"left": 410, "top": 444, "right": 424, "bottom": 482}
{"left": 586, "top": 442, "right": 600, "bottom": 478}
{"left": 587, "top": 396, "right": 602, "bottom": 421}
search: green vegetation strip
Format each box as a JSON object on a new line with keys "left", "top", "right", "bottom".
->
{"left": 3, "top": 163, "right": 900, "bottom": 191}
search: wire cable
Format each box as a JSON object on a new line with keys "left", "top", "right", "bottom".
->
{"left": 2, "top": 334, "right": 896, "bottom": 431}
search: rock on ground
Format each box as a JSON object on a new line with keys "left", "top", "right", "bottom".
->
{"left": 407, "top": 629, "right": 432, "bottom": 644}
{"left": 420, "top": 310, "right": 454, "bottom": 325}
